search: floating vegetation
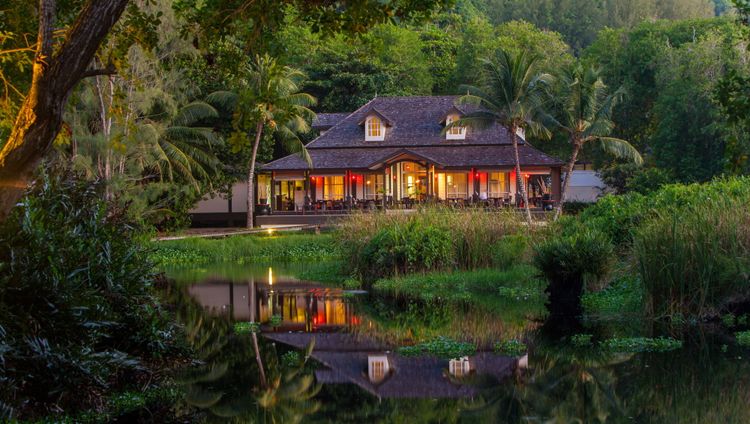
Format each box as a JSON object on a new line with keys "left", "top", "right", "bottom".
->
{"left": 233, "top": 322, "right": 260, "bottom": 334}
{"left": 398, "top": 337, "right": 476, "bottom": 359}
{"left": 571, "top": 334, "right": 593, "bottom": 347}
{"left": 497, "top": 286, "right": 542, "bottom": 300}
{"left": 494, "top": 339, "right": 527, "bottom": 356}
{"left": 736, "top": 331, "right": 750, "bottom": 347}
{"left": 602, "top": 337, "right": 682, "bottom": 353}
{"left": 269, "top": 315, "right": 282, "bottom": 327}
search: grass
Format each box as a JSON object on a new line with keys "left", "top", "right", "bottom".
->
{"left": 373, "top": 266, "right": 544, "bottom": 303}
{"left": 152, "top": 233, "right": 338, "bottom": 267}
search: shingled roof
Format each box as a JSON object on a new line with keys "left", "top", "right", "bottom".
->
{"left": 262, "top": 96, "right": 564, "bottom": 172}
{"left": 265, "top": 332, "right": 518, "bottom": 399}
{"left": 311, "top": 113, "right": 349, "bottom": 131}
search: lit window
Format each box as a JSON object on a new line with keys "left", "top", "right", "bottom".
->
{"left": 446, "top": 114, "right": 466, "bottom": 140}
{"left": 366, "top": 116, "right": 385, "bottom": 141}
{"left": 449, "top": 357, "right": 471, "bottom": 378}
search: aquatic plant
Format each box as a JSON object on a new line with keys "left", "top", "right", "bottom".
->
{"left": 735, "top": 331, "right": 750, "bottom": 347}
{"left": 571, "top": 334, "right": 593, "bottom": 347}
{"left": 494, "top": 339, "right": 527, "bottom": 356}
{"left": 602, "top": 337, "right": 682, "bottom": 353}
{"left": 582, "top": 275, "right": 644, "bottom": 318}
{"left": 234, "top": 322, "right": 261, "bottom": 334}
{"left": 398, "top": 337, "right": 476, "bottom": 359}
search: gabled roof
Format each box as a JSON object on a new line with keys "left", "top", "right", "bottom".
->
{"left": 356, "top": 107, "right": 394, "bottom": 126}
{"left": 305, "top": 96, "right": 516, "bottom": 149}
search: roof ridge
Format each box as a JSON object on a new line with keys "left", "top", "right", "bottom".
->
{"left": 305, "top": 97, "right": 377, "bottom": 149}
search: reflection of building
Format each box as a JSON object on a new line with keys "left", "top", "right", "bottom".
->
{"left": 267, "top": 333, "right": 518, "bottom": 399}
{"left": 187, "top": 272, "right": 361, "bottom": 331}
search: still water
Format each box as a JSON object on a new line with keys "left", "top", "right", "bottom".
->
{"left": 167, "top": 263, "right": 750, "bottom": 423}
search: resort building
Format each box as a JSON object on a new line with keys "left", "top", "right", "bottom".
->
{"left": 191, "top": 96, "right": 565, "bottom": 226}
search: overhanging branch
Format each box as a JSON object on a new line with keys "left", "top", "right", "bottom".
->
{"left": 81, "top": 63, "right": 117, "bottom": 78}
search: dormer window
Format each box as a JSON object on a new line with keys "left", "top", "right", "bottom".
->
{"left": 445, "top": 114, "right": 466, "bottom": 140}
{"left": 366, "top": 116, "right": 385, "bottom": 141}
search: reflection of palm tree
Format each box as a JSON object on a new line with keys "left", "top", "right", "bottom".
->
{"left": 252, "top": 331, "right": 268, "bottom": 388}
{"left": 168, "top": 285, "right": 320, "bottom": 422}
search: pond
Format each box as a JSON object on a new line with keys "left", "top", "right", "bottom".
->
{"left": 166, "top": 262, "right": 750, "bottom": 423}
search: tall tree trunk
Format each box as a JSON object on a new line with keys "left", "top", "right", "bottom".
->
{"left": 0, "top": 0, "right": 129, "bottom": 223}
{"left": 511, "top": 124, "right": 533, "bottom": 224}
{"left": 554, "top": 136, "right": 582, "bottom": 221}
{"left": 246, "top": 121, "right": 264, "bottom": 228}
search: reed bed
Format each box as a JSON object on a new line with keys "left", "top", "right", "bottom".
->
{"left": 336, "top": 206, "right": 528, "bottom": 279}
{"left": 634, "top": 198, "right": 750, "bottom": 318}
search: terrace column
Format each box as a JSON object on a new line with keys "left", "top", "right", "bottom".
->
{"left": 270, "top": 173, "right": 276, "bottom": 212}
{"left": 551, "top": 167, "right": 561, "bottom": 203}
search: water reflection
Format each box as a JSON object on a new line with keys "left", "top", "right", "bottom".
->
{"left": 169, "top": 264, "right": 750, "bottom": 423}
{"left": 186, "top": 266, "right": 361, "bottom": 331}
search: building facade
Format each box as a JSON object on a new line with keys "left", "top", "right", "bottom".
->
{"left": 191, "top": 96, "right": 565, "bottom": 224}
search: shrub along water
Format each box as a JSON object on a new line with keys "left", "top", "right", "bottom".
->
{"left": 337, "top": 207, "right": 524, "bottom": 281}
{"left": 540, "top": 177, "right": 750, "bottom": 320}
{"left": 534, "top": 228, "right": 614, "bottom": 317}
{"left": 0, "top": 173, "right": 184, "bottom": 420}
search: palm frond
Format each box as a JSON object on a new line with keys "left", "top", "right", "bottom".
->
{"left": 205, "top": 90, "right": 239, "bottom": 110}
{"left": 173, "top": 101, "right": 220, "bottom": 126}
{"left": 596, "top": 137, "right": 643, "bottom": 165}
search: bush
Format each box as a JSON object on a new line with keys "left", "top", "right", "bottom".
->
{"left": 562, "top": 201, "right": 592, "bottom": 215}
{"left": 491, "top": 234, "right": 530, "bottom": 270}
{"left": 534, "top": 228, "right": 614, "bottom": 316}
{"left": 534, "top": 228, "right": 613, "bottom": 285}
{"left": 572, "top": 176, "right": 750, "bottom": 247}
{"left": 358, "top": 220, "right": 453, "bottom": 279}
{"left": 0, "top": 173, "right": 180, "bottom": 420}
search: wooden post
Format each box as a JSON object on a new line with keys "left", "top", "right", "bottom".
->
{"left": 551, "top": 167, "right": 562, "bottom": 203}
{"left": 270, "top": 173, "right": 276, "bottom": 213}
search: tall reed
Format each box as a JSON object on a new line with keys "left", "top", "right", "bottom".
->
{"left": 336, "top": 206, "right": 526, "bottom": 278}
{"left": 634, "top": 198, "right": 750, "bottom": 318}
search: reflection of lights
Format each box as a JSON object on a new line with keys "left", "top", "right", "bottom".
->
{"left": 267, "top": 228, "right": 274, "bottom": 235}
{"left": 268, "top": 267, "right": 273, "bottom": 286}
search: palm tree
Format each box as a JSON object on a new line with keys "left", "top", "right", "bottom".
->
{"left": 452, "top": 49, "right": 553, "bottom": 224}
{"left": 132, "top": 100, "right": 223, "bottom": 189}
{"left": 209, "top": 54, "right": 315, "bottom": 228}
{"left": 549, "top": 64, "right": 643, "bottom": 220}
